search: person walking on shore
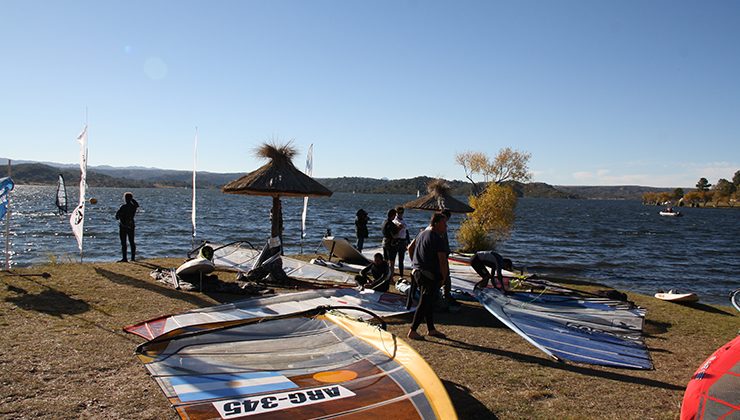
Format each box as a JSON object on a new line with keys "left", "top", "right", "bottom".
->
{"left": 115, "top": 192, "right": 139, "bottom": 262}
{"left": 407, "top": 212, "right": 448, "bottom": 340}
{"left": 355, "top": 208, "right": 369, "bottom": 251}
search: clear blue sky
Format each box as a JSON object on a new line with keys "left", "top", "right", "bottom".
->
{"left": 2, "top": 0, "right": 738, "bottom": 188}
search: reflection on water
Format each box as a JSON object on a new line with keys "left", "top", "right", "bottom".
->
{"left": 2, "top": 185, "right": 739, "bottom": 304}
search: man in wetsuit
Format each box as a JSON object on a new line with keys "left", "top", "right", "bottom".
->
{"left": 407, "top": 212, "right": 448, "bottom": 340}
{"left": 115, "top": 192, "right": 139, "bottom": 262}
{"left": 355, "top": 253, "right": 391, "bottom": 292}
{"left": 471, "top": 251, "right": 513, "bottom": 291}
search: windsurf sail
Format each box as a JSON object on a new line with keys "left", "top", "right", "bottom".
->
{"left": 681, "top": 335, "right": 740, "bottom": 419}
{"left": 55, "top": 174, "right": 68, "bottom": 213}
{"left": 445, "top": 266, "right": 651, "bottom": 369}
{"left": 199, "top": 241, "right": 358, "bottom": 287}
{"left": 133, "top": 307, "right": 457, "bottom": 419}
{"left": 69, "top": 125, "right": 88, "bottom": 253}
{"left": 124, "top": 288, "right": 412, "bottom": 341}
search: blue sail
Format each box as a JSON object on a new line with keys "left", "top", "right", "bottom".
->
{"left": 0, "top": 177, "right": 14, "bottom": 221}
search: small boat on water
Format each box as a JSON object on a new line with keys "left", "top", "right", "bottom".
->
{"left": 655, "top": 289, "right": 698, "bottom": 303}
{"left": 659, "top": 207, "right": 682, "bottom": 217}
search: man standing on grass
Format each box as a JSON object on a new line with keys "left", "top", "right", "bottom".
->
{"left": 407, "top": 212, "right": 448, "bottom": 340}
{"left": 115, "top": 192, "right": 139, "bottom": 262}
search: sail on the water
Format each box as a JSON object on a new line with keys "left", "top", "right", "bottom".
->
{"left": 56, "top": 174, "right": 68, "bottom": 213}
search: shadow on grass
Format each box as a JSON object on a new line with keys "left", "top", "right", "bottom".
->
{"left": 682, "top": 302, "right": 734, "bottom": 315}
{"left": 95, "top": 267, "right": 215, "bottom": 307}
{"left": 433, "top": 337, "right": 683, "bottom": 391}
{"left": 4, "top": 286, "right": 90, "bottom": 317}
{"left": 443, "top": 379, "right": 498, "bottom": 419}
{"left": 643, "top": 319, "right": 671, "bottom": 337}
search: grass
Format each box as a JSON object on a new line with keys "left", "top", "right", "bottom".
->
{"left": 1, "top": 256, "right": 738, "bottom": 419}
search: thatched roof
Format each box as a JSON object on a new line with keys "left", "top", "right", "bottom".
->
{"left": 403, "top": 178, "right": 474, "bottom": 213}
{"left": 222, "top": 142, "right": 332, "bottom": 198}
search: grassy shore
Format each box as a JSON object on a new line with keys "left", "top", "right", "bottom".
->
{"left": 1, "top": 257, "right": 738, "bottom": 419}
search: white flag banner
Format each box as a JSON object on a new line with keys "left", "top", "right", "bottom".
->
{"left": 70, "top": 125, "right": 88, "bottom": 251}
{"left": 191, "top": 128, "right": 198, "bottom": 238}
{"left": 301, "top": 144, "right": 313, "bottom": 239}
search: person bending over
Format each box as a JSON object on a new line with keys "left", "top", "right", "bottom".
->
{"left": 355, "top": 253, "right": 391, "bottom": 292}
{"left": 471, "top": 250, "right": 513, "bottom": 291}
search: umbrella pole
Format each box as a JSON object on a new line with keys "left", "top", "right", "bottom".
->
{"left": 271, "top": 196, "right": 283, "bottom": 255}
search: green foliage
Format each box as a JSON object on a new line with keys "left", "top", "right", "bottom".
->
{"left": 673, "top": 188, "right": 684, "bottom": 200}
{"left": 696, "top": 177, "right": 711, "bottom": 191}
{"left": 456, "top": 184, "right": 517, "bottom": 252}
{"left": 734, "top": 170, "right": 740, "bottom": 187}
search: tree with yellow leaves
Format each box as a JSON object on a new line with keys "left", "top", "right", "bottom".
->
{"left": 455, "top": 148, "right": 532, "bottom": 252}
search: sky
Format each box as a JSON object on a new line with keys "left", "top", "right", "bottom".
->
{"left": 1, "top": 1, "right": 738, "bottom": 188}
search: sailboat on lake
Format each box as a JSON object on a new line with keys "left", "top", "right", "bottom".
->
{"left": 55, "top": 174, "right": 68, "bottom": 214}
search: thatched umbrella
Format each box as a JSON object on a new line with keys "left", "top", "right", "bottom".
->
{"left": 222, "top": 142, "right": 332, "bottom": 245}
{"left": 403, "top": 178, "right": 474, "bottom": 213}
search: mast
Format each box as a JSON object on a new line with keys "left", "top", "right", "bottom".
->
{"left": 191, "top": 127, "right": 198, "bottom": 249}
{"left": 3, "top": 159, "right": 11, "bottom": 271}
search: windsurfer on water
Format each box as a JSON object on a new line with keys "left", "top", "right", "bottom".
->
{"left": 115, "top": 192, "right": 139, "bottom": 262}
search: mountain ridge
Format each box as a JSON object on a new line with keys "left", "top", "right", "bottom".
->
{"left": 1, "top": 158, "right": 681, "bottom": 200}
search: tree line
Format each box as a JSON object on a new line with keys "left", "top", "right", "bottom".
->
{"left": 642, "top": 171, "right": 740, "bottom": 207}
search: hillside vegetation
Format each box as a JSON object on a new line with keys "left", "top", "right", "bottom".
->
{"left": 6, "top": 162, "right": 680, "bottom": 200}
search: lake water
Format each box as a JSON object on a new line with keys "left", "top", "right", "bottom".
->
{"left": 3, "top": 185, "right": 738, "bottom": 304}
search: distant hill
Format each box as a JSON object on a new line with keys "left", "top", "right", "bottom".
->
{"left": 2, "top": 158, "right": 682, "bottom": 200}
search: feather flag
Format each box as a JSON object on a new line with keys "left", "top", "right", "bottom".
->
{"left": 301, "top": 144, "right": 313, "bottom": 239}
{"left": 69, "top": 125, "right": 88, "bottom": 251}
{"left": 0, "top": 177, "right": 14, "bottom": 221}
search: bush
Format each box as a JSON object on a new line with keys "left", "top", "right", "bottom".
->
{"left": 456, "top": 184, "right": 517, "bottom": 252}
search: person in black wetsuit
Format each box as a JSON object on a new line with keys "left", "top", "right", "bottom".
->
{"left": 355, "top": 208, "right": 369, "bottom": 251}
{"left": 115, "top": 192, "right": 139, "bottom": 262}
{"left": 471, "top": 251, "right": 513, "bottom": 291}
{"left": 354, "top": 253, "right": 391, "bottom": 292}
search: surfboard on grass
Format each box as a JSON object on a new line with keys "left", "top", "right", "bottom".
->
{"left": 134, "top": 307, "right": 456, "bottom": 419}
{"left": 654, "top": 290, "right": 699, "bottom": 303}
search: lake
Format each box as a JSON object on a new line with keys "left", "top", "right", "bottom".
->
{"left": 3, "top": 185, "right": 738, "bottom": 304}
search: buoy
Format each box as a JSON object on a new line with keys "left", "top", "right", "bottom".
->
{"left": 89, "top": 198, "right": 98, "bottom": 204}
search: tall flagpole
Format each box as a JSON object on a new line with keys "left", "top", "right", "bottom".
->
{"left": 4, "top": 159, "right": 11, "bottom": 271}
{"left": 191, "top": 127, "right": 198, "bottom": 249}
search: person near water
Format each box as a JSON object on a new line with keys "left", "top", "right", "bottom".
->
{"left": 407, "top": 212, "right": 448, "bottom": 340}
{"left": 115, "top": 192, "right": 139, "bottom": 262}
{"left": 471, "top": 250, "right": 513, "bottom": 291}
{"left": 381, "top": 208, "right": 400, "bottom": 278}
{"left": 392, "top": 206, "right": 410, "bottom": 278}
{"left": 354, "top": 253, "right": 391, "bottom": 292}
{"left": 355, "top": 208, "right": 369, "bottom": 251}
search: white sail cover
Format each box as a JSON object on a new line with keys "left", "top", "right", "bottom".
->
{"left": 69, "top": 125, "right": 88, "bottom": 250}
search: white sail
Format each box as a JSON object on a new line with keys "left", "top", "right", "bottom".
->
{"left": 69, "top": 125, "right": 88, "bottom": 251}
{"left": 55, "top": 174, "right": 68, "bottom": 213}
{"left": 301, "top": 144, "right": 313, "bottom": 239}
